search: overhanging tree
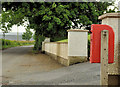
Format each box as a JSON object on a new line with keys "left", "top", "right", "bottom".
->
{"left": 1, "top": 1, "right": 116, "bottom": 50}
{"left": 22, "top": 28, "right": 33, "bottom": 41}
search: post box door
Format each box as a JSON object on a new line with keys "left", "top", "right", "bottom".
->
{"left": 90, "top": 24, "right": 114, "bottom": 63}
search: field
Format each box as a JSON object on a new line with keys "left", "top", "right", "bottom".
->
{"left": 1, "top": 39, "right": 35, "bottom": 50}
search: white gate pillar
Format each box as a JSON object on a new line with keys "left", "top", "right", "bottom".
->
{"left": 67, "top": 29, "right": 89, "bottom": 64}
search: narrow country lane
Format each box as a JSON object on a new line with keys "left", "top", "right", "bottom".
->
{"left": 2, "top": 45, "right": 64, "bottom": 85}
{"left": 2, "top": 45, "right": 100, "bottom": 85}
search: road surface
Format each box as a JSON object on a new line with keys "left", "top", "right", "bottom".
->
{"left": 2, "top": 45, "right": 100, "bottom": 85}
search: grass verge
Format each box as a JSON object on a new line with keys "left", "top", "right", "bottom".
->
{"left": 57, "top": 34, "right": 90, "bottom": 42}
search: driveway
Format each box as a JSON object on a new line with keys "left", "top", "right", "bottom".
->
{"left": 2, "top": 45, "right": 100, "bottom": 85}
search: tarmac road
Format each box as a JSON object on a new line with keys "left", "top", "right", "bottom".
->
{"left": 2, "top": 45, "right": 100, "bottom": 85}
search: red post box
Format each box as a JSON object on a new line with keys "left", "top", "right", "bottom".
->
{"left": 90, "top": 24, "right": 114, "bottom": 63}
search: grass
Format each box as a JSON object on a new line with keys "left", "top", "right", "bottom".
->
{"left": 88, "top": 34, "right": 90, "bottom": 40}
{"left": 1, "top": 39, "right": 35, "bottom": 50}
{"left": 57, "top": 34, "right": 90, "bottom": 42}
{"left": 57, "top": 39, "right": 68, "bottom": 42}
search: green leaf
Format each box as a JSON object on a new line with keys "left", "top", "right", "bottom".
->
{"left": 47, "top": 22, "right": 53, "bottom": 30}
{"left": 52, "top": 2, "right": 57, "bottom": 8}
{"left": 42, "top": 15, "right": 51, "bottom": 21}
{"left": 53, "top": 16, "right": 61, "bottom": 25}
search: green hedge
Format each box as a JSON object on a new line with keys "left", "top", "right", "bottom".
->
{"left": 1, "top": 39, "right": 35, "bottom": 50}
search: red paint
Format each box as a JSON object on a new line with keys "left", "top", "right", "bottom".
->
{"left": 90, "top": 24, "right": 114, "bottom": 63}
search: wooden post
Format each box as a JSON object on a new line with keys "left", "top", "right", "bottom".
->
{"left": 101, "top": 30, "right": 109, "bottom": 85}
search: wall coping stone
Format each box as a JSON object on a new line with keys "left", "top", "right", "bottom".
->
{"left": 98, "top": 13, "right": 120, "bottom": 20}
{"left": 45, "top": 42, "right": 68, "bottom": 44}
{"left": 67, "top": 29, "right": 89, "bottom": 32}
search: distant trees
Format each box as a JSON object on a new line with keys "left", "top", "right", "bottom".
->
{"left": 22, "top": 28, "right": 33, "bottom": 41}
{"left": 1, "top": 28, "right": 9, "bottom": 39}
{"left": 2, "top": 2, "right": 116, "bottom": 50}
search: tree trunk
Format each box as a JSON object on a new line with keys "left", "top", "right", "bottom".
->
{"left": 3, "top": 32, "right": 5, "bottom": 39}
{"left": 33, "top": 29, "right": 45, "bottom": 51}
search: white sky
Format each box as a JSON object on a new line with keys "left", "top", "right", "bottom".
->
{"left": 7, "top": 25, "right": 34, "bottom": 33}
{"left": 0, "top": 1, "right": 119, "bottom": 33}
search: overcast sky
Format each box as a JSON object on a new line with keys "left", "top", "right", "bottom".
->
{"left": 0, "top": 1, "right": 119, "bottom": 33}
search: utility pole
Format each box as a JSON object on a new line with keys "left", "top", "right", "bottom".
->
{"left": 118, "top": 1, "right": 120, "bottom": 11}
{"left": 17, "top": 25, "right": 19, "bottom": 41}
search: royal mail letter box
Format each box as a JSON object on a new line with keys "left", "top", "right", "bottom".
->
{"left": 90, "top": 24, "right": 114, "bottom": 63}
